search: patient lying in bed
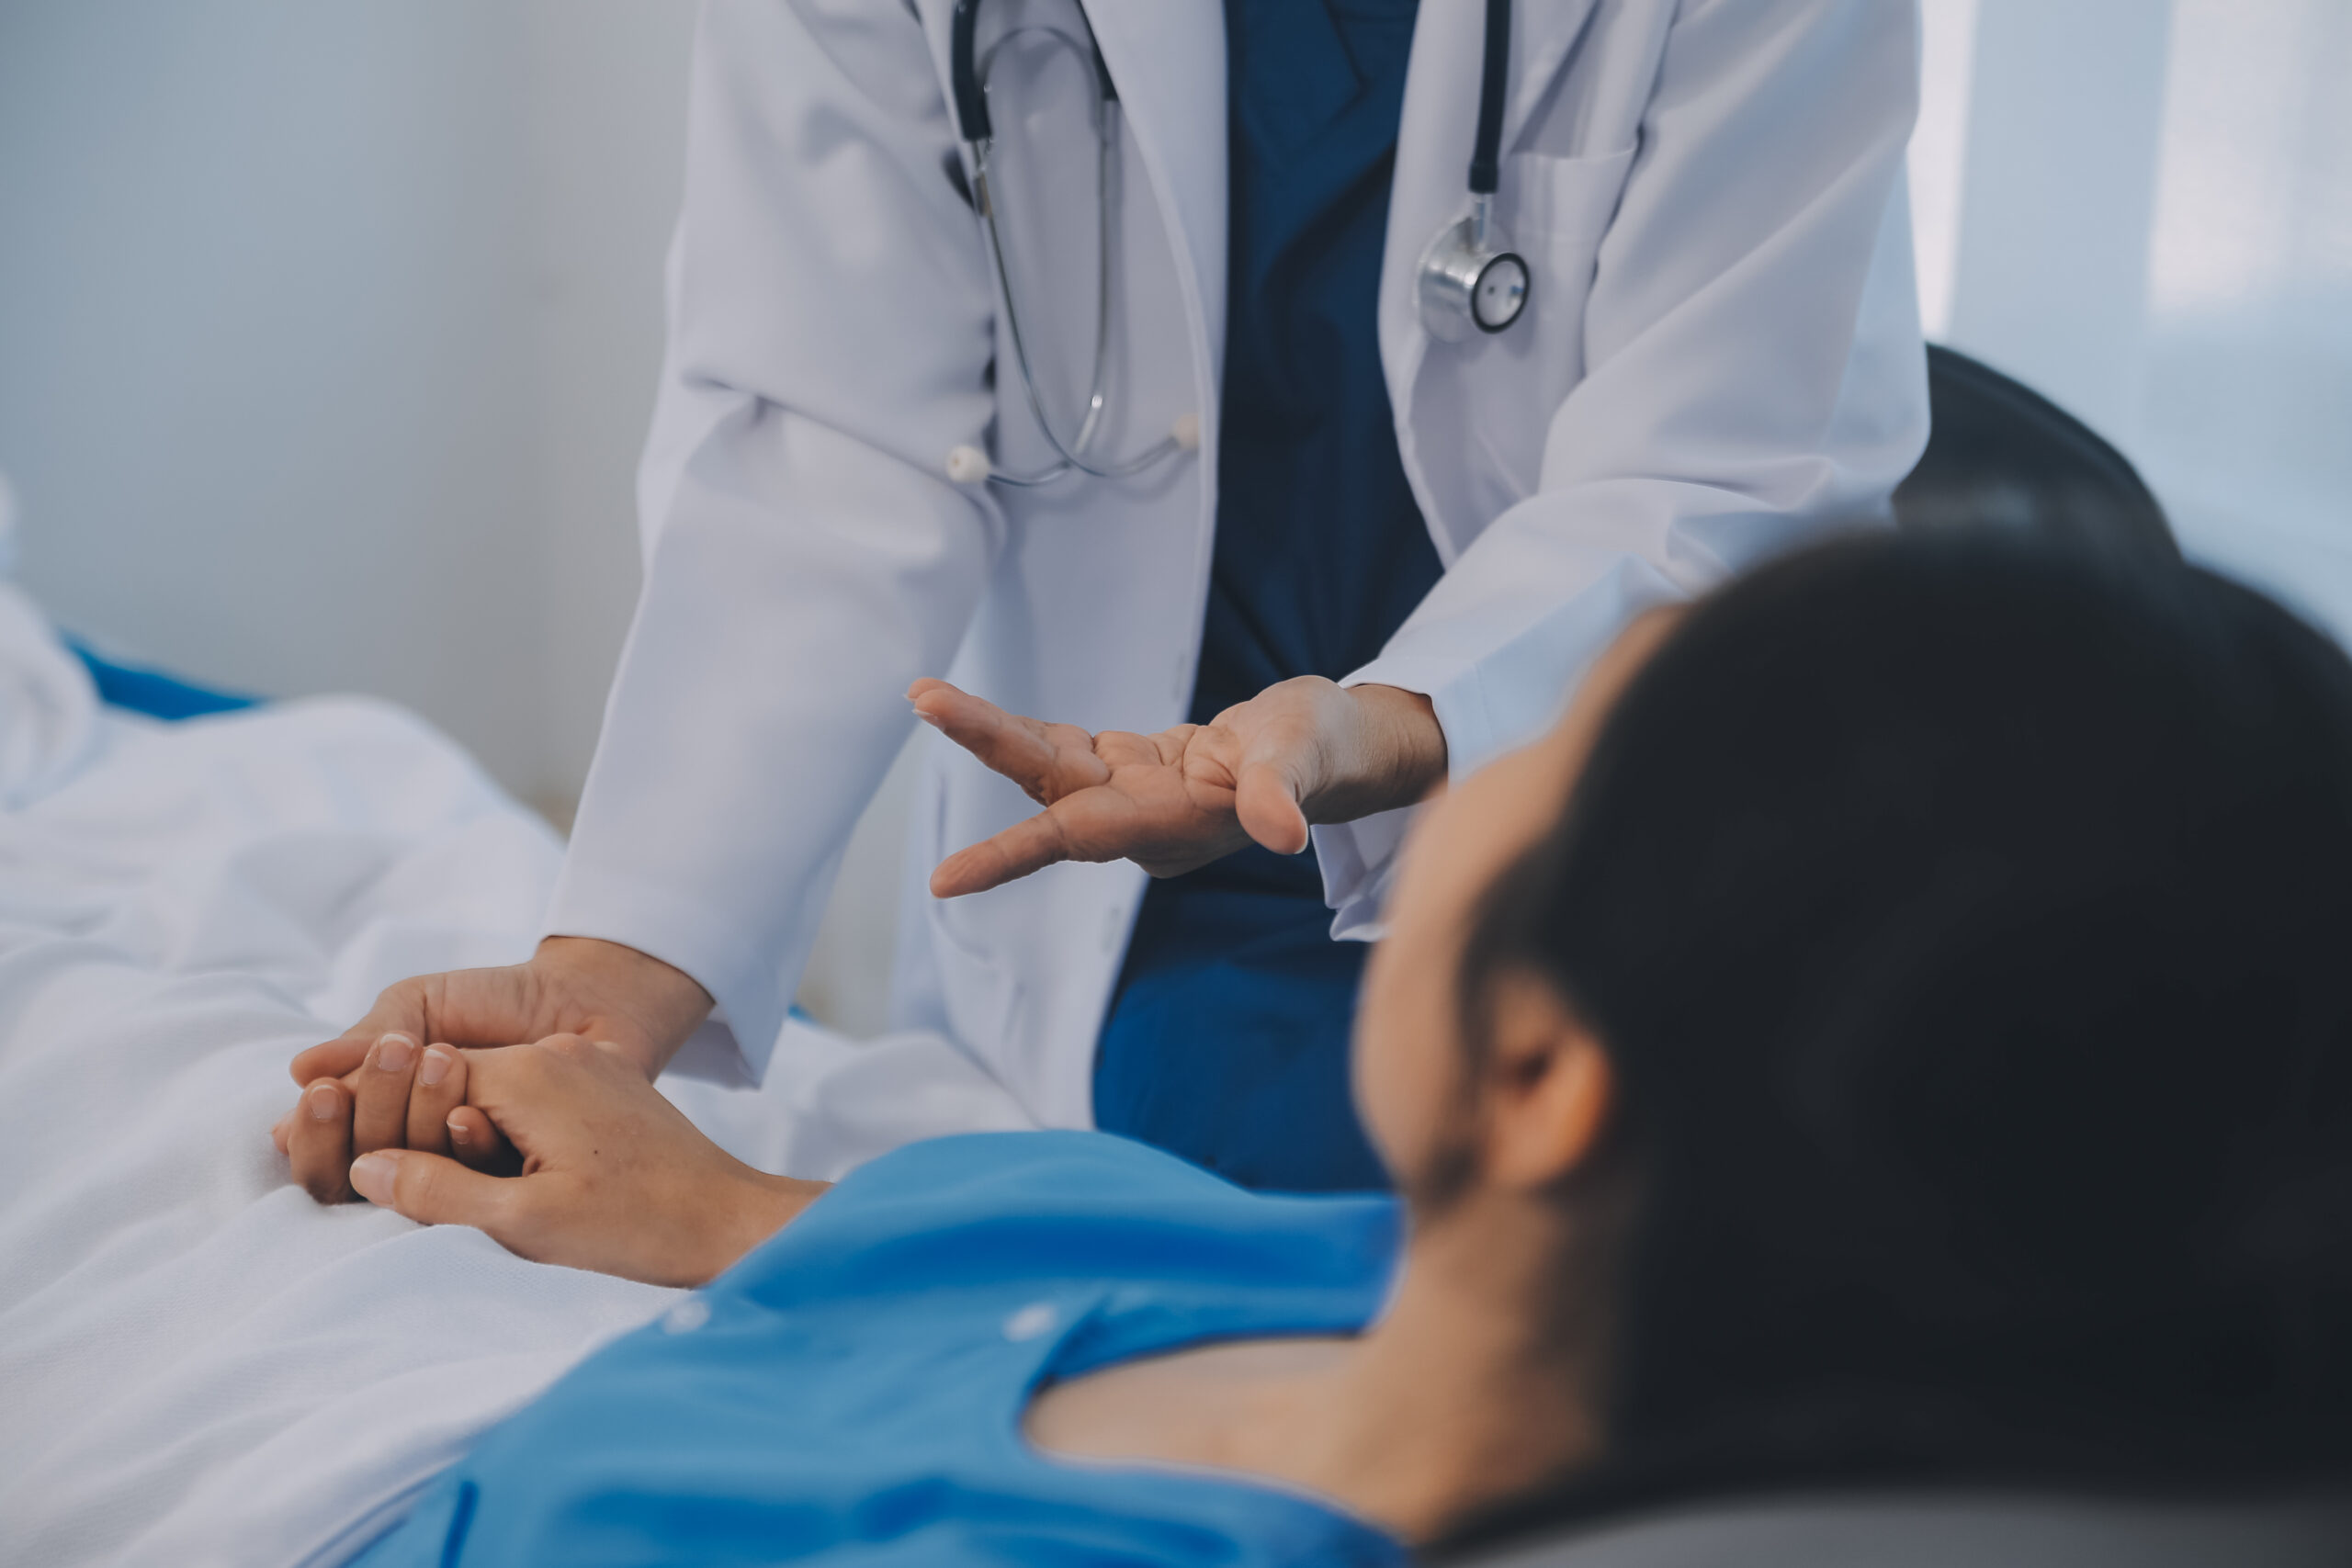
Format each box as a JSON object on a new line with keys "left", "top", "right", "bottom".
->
{"left": 310, "top": 529, "right": 2352, "bottom": 1561}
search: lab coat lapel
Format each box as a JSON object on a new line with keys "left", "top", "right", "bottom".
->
{"left": 1072, "top": 0, "right": 1228, "bottom": 462}
{"left": 1382, "top": 0, "right": 1600, "bottom": 557}
{"left": 1506, "top": 0, "right": 1609, "bottom": 133}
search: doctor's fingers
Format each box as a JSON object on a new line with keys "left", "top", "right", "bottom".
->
{"left": 290, "top": 990, "right": 438, "bottom": 1085}
{"left": 288, "top": 1078, "right": 357, "bottom": 1203}
{"left": 288, "top": 1035, "right": 371, "bottom": 1088}
{"left": 910, "top": 680, "right": 1109, "bottom": 805}
{"left": 928, "top": 807, "right": 1080, "bottom": 897}
{"left": 289, "top": 963, "right": 549, "bottom": 1088}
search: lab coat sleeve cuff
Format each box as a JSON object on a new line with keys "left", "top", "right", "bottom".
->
{"left": 1310, "top": 805, "right": 1418, "bottom": 943}
{"left": 540, "top": 864, "right": 787, "bottom": 1088}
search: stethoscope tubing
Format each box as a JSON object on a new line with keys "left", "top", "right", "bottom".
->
{"left": 944, "top": 0, "right": 1515, "bottom": 488}
{"left": 969, "top": 85, "right": 1178, "bottom": 487}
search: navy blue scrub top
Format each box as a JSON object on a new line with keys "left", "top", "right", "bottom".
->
{"left": 1094, "top": 0, "right": 1440, "bottom": 1194}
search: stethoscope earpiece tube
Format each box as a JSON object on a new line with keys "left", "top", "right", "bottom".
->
{"left": 946, "top": 409, "right": 1197, "bottom": 487}
{"left": 1468, "top": 0, "right": 1511, "bottom": 196}
{"left": 946, "top": 0, "right": 1193, "bottom": 489}
{"left": 949, "top": 0, "right": 992, "bottom": 142}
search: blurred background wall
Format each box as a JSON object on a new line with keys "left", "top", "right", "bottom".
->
{"left": 1910, "top": 0, "right": 2352, "bottom": 650}
{"left": 0, "top": 0, "right": 694, "bottom": 816}
{"left": 2, "top": 0, "right": 2346, "bottom": 1032}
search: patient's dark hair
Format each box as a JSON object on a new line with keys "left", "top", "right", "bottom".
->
{"left": 1463, "top": 530, "right": 2352, "bottom": 1531}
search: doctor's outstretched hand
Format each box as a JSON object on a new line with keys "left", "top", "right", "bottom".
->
{"left": 911, "top": 675, "right": 1446, "bottom": 897}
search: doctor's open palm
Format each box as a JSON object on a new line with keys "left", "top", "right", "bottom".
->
{"left": 911, "top": 675, "right": 1447, "bottom": 897}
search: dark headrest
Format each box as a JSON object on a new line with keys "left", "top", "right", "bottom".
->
{"left": 1895, "top": 346, "right": 2177, "bottom": 558}
{"left": 1441, "top": 1491, "right": 2352, "bottom": 1568}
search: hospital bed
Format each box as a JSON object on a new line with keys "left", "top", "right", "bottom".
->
{"left": 0, "top": 572, "right": 1028, "bottom": 1566}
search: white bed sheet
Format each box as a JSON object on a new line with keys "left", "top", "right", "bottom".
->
{"left": 0, "top": 582, "right": 1031, "bottom": 1566}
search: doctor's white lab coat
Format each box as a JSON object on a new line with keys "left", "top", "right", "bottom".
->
{"left": 544, "top": 0, "right": 1930, "bottom": 1129}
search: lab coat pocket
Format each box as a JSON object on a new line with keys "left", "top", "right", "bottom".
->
{"left": 925, "top": 895, "right": 1025, "bottom": 1066}
{"left": 1512, "top": 144, "right": 1638, "bottom": 271}
{"left": 921, "top": 776, "right": 1028, "bottom": 1069}
{"left": 1408, "top": 145, "right": 1638, "bottom": 536}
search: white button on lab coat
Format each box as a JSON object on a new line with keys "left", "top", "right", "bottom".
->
{"left": 544, "top": 0, "right": 1930, "bottom": 1131}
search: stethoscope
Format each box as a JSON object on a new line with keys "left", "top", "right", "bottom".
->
{"left": 942, "top": 0, "right": 1525, "bottom": 489}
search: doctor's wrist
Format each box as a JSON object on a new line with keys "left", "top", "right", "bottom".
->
{"left": 1340, "top": 683, "right": 1448, "bottom": 811}
{"left": 529, "top": 936, "right": 714, "bottom": 1079}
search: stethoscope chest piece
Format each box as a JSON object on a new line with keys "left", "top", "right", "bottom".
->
{"left": 1413, "top": 0, "right": 1530, "bottom": 342}
{"left": 1418, "top": 202, "right": 1529, "bottom": 341}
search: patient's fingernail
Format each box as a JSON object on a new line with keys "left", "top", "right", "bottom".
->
{"left": 419, "top": 1046, "right": 454, "bottom": 1087}
{"left": 375, "top": 1032, "right": 416, "bottom": 1073}
{"left": 447, "top": 1116, "right": 469, "bottom": 1145}
{"left": 307, "top": 1082, "right": 339, "bottom": 1121}
{"left": 349, "top": 1152, "right": 396, "bottom": 1202}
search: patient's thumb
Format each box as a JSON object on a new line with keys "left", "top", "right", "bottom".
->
{"left": 349, "top": 1149, "right": 504, "bottom": 1230}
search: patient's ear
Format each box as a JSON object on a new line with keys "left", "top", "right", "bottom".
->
{"left": 1478, "top": 971, "right": 1613, "bottom": 1192}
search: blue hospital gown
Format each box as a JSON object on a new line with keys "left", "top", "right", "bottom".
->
{"left": 349, "top": 1134, "right": 1408, "bottom": 1565}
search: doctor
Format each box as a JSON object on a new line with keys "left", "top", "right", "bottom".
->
{"left": 282, "top": 0, "right": 1928, "bottom": 1195}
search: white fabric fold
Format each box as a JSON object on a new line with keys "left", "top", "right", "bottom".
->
{"left": 0, "top": 632, "right": 1030, "bottom": 1565}
{"left": 0, "top": 576, "right": 100, "bottom": 810}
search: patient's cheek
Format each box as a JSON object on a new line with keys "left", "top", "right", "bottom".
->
{"left": 1351, "top": 953, "right": 1455, "bottom": 1187}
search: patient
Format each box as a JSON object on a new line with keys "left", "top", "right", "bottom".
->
{"left": 336, "top": 531, "right": 2352, "bottom": 1562}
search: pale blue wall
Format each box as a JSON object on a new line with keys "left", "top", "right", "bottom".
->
{"left": 0, "top": 0, "right": 694, "bottom": 802}
{"left": 1927, "top": 0, "right": 2352, "bottom": 649}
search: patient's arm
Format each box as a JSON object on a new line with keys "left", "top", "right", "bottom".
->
{"left": 912, "top": 676, "right": 1446, "bottom": 897}
{"left": 344, "top": 1034, "right": 826, "bottom": 1286}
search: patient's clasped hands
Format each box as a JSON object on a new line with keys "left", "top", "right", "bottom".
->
{"left": 274, "top": 934, "right": 718, "bottom": 1201}
{"left": 334, "top": 1032, "right": 820, "bottom": 1285}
